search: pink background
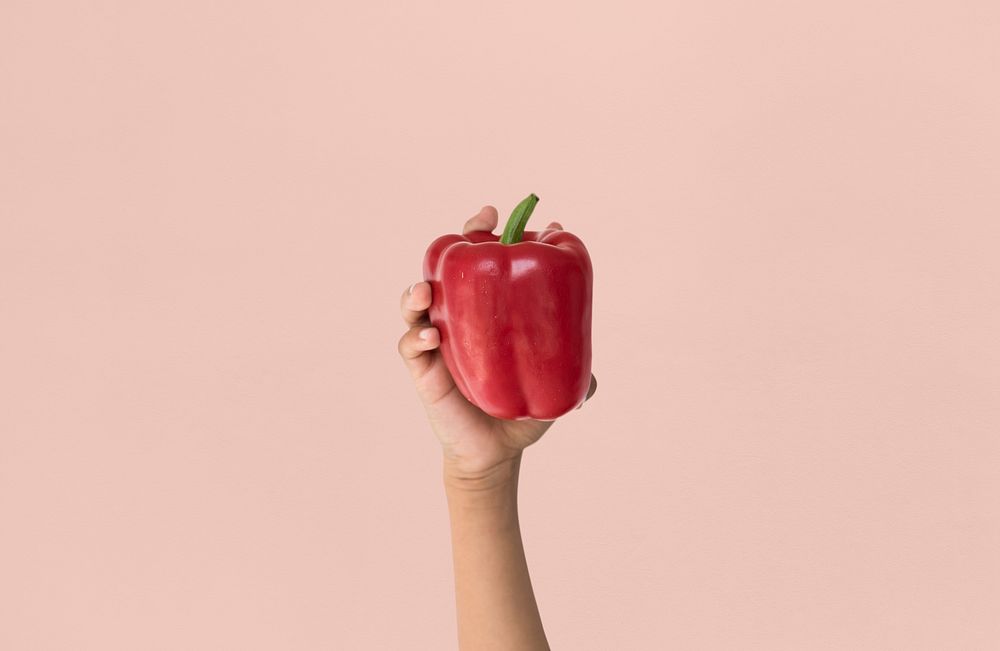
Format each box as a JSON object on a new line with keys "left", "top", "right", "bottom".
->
{"left": 2, "top": 1, "right": 999, "bottom": 649}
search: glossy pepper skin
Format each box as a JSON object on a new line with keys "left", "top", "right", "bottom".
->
{"left": 422, "top": 197, "right": 592, "bottom": 421}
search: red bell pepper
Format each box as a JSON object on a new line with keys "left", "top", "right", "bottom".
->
{"left": 422, "top": 194, "right": 593, "bottom": 421}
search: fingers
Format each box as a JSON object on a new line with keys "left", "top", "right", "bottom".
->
{"left": 577, "top": 374, "right": 598, "bottom": 409}
{"left": 397, "top": 324, "right": 441, "bottom": 377}
{"left": 462, "top": 206, "right": 556, "bottom": 235}
{"left": 463, "top": 205, "right": 499, "bottom": 235}
{"left": 400, "top": 281, "right": 432, "bottom": 326}
{"left": 398, "top": 281, "right": 440, "bottom": 376}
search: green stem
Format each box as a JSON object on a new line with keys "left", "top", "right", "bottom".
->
{"left": 500, "top": 193, "right": 540, "bottom": 244}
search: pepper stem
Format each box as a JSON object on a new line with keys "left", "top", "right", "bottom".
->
{"left": 499, "top": 193, "right": 540, "bottom": 244}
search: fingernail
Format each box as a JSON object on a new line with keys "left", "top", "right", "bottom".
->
{"left": 408, "top": 282, "right": 417, "bottom": 295}
{"left": 419, "top": 328, "right": 432, "bottom": 340}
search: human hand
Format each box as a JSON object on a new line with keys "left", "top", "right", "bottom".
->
{"left": 398, "top": 205, "right": 597, "bottom": 486}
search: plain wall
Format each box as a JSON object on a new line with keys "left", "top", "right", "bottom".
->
{"left": 1, "top": 1, "right": 998, "bottom": 649}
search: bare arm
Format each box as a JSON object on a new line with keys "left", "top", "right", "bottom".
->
{"left": 446, "top": 456, "right": 547, "bottom": 650}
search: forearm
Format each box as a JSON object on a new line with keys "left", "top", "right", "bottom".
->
{"left": 444, "top": 455, "right": 549, "bottom": 651}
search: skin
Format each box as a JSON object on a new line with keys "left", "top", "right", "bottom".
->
{"left": 398, "top": 205, "right": 598, "bottom": 651}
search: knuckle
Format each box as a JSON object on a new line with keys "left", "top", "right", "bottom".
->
{"left": 396, "top": 332, "right": 411, "bottom": 358}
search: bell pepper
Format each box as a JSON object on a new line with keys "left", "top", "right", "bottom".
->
{"left": 422, "top": 194, "right": 593, "bottom": 421}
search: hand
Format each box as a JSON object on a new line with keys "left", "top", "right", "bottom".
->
{"left": 398, "top": 205, "right": 597, "bottom": 485}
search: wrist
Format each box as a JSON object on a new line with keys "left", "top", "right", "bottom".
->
{"left": 443, "top": 453, "right": 521, "bottom": 497}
